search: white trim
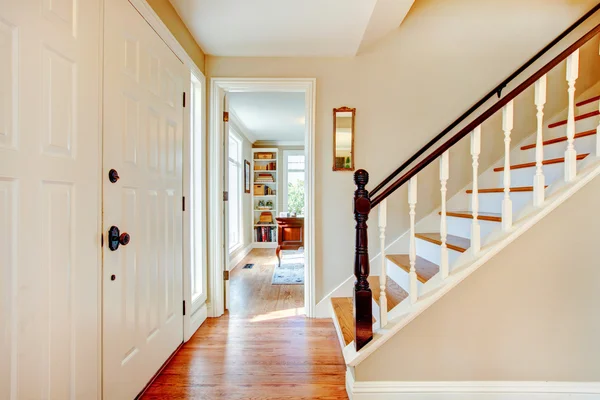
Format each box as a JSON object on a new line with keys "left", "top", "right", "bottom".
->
{"left": 209, "top": 78, "right": 317, "bottom": 318}
{"left": 229, "top": 109, "right": 257, "bottom": 143}
{"left": 227, "top": 130, "right": 243, "bottom": 252}
{"left": 228, "top": 243, "right": 253, "bottom": 270}
{"left": 128, "top": 0, "right": 204, "bottom": 79}
{"left": 254, "top": 140, "right": 305, "bottom": 146}
{"left": 346, "top": 372, "right": 600, "bottom": 399}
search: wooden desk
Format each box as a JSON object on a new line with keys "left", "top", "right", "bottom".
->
{"left": 275, "top": 217, "right": 304, "bottom": 266}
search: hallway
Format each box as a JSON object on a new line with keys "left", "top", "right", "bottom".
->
{"left": 141, "top": 250, "right": 348, "bottom": 399}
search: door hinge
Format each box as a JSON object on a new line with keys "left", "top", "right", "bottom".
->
{"left": 182, "top": 300, "right": 186, "bottom": 316}
{"left": 223, "top": 111, "right": 229, "bottom": 122}
{"left": 223, "top": 191, "right": 229, "bottom": 202}
{"left": 223, "top": 270, "right": 230, "bottom": 281}
{"left": 182, "top": 196, "right": 186, "bottom": 211}
{"left": 101, "top": 233, "right": 104, "bottom": 248}
{"left": 183, "top": 92, "right": 186, "bottom": 108}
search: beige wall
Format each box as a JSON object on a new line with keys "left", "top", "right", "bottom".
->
{"left": 356, "top": 173, "right": 600, "bottom": 382}
{"left": 207, "top": 0, "right": 599, "bottom": 302}
{"left": 147, "top": 0, "right": 206, "bottom": 73}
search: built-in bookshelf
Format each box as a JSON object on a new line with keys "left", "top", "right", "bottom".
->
{"left": 252, "top": 148, "right": 278, "bottom": 248}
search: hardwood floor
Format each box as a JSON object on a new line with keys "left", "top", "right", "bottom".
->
{"left": 229, "top": 249, "right": 304, "bottom": 317}
{"left": 141, "top": 249, "right": 348, "bottom": 400}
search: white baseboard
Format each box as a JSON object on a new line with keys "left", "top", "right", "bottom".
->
{"left": 314, "top": 274, "right": 355, "bottom": 318}
{"left": 347, "top": 370, "right": 600, "bottom": 399}
{"left": 228, "top": 243, "right": 253, "bottom": 270}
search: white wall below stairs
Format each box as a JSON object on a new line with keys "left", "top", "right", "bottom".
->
{"left": 355, "top": 173, "right": 600, "bottom": 382}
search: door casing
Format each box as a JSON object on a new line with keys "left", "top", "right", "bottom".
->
{"left": 208, "top": 78, "right": 317, "bottom": 318}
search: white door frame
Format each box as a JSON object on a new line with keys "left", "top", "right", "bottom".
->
{"left": 209, "top": 78, "right": 317, "bottom": 318}
{"left": 117, "top": 0, "right": 208, "bottom": 342}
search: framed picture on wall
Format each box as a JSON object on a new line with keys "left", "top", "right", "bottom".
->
{"left": 244, "top": 160, "right": 251, "bottom": 193}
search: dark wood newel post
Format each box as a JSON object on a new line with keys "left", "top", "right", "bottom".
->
{"left": 353, "top": 169, "right": 372, "bottom": 351}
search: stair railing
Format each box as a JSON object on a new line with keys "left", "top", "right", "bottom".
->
{"left": 352, "top": 5, "right": 600, "bottom": 351}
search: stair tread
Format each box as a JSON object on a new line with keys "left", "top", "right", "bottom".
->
{"left": 548, "top": 110, "right": 599, "bottom": 129}
{"left": 493, "top": 153, "right": 589, "bottom": 172}
{"left": 441, "top": 210, "right": 502, "bottom": 222}
{"left": 576, "top": 95, "right": 599, "bottom": 107}
{"left": 415, "top": 232, "right": 470, "bottom": 253}
{"left": 369, "top": 275, "right": 409, "bottom": 309}
{"left": 467, "top": 186, "right": 533, "bottom": 194}
{"left": 520, "top": 129, "right": 596, "bottom": 151}
{"left": 331, "top": 297, "right": 376, "bottom": 347}
{"left": 331, "top": 297, "right": 355, "bottom": 346}
{"left": 386, "top": 254, "right": 440, "bottom": 284}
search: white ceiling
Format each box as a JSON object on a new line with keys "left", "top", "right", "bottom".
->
{"left": 168, "top": 0, "right": 415, "bottom": 57}
{"left": 228, "top": 92, "right": 306, "bottom": 142}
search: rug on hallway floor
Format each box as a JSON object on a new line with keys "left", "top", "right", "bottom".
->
{"left": 271, "top": 250, "right": 304, "bottom": 285}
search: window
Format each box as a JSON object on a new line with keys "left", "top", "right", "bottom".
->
{"left": 283, "top": 150, "right": 305, "bottom": 216}
{"left": 190, "top": 73, "right": 206, "bottom": 308}
{"left": 228, "top": 131, "right": 243, "bottom": 252}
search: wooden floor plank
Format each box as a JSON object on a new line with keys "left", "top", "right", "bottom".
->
{"left": 141, "top": 249, "right": 348, "bottom": 400}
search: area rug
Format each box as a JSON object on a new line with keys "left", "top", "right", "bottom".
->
{"left": 271, "top": 250, "right": 304, "bottom": 285}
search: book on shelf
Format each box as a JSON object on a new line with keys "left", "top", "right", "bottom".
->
{"left": 255, "top": 226, "right": 276, "bottom": 243}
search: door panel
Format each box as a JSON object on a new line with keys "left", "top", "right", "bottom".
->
{"left": 103, "top": 0, "right": 186, "bottom": 398}
{"left": 0, "top": 0, "right": 101, "bottom": 398}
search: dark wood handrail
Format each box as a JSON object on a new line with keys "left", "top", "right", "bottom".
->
{"left": 370, "top": 21, "right": 600, "bottom": 208}
{"left": 368, "top": 3, "right": 600, "bottom": 200}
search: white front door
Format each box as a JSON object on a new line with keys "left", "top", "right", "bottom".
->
{"left": 102, "top": 0, "right": 187, "bottom": 398}
{"left": 0, "top": 0, "right": 101, "bottom": 398}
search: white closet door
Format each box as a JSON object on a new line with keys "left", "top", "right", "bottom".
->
{"left": 102, "top": 0, "right": 187, "bottom": 398}
{"left": 0, "top": 0, "right": 101, "bottom": 398}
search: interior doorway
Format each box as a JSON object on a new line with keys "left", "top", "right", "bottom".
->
{"left": 209, "top": 79, "right": 316, "bottom": 318}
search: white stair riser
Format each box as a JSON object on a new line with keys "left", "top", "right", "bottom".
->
{"left": 446, "top": 215, "right": 499, "bottom": 240}
{"left": 385, "top": 259, "right": 425, "bottom": 297}
{"left": 520, "top": 133, "right": 596, "bottom": 160}
{"left": 493, "top": 163, "right": 564, "bottom": 187}
{"left": 547, "top": 113, "right": 599, "bottom": 135}
{"left": 468, "top": 191, "right": 533, "bottom": 215}
{"left": 415, "top": 237, "right": 463, "bottom": 266}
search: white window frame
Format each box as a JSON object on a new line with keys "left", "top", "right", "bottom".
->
{"left": 282, "top": 150, "right": 306, "bottom": 215}
{"left": 228, "top": 129, "right": 243, "bottom": 253}
{"left": 189, "top": 73, "right": 207, "bottom": 310}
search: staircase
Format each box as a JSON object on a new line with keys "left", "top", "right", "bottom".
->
{"left": 330, "top": 14, "right": 600, "bottom": 370}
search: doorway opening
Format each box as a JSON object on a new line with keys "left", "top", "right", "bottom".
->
{"left": 209, "top": 78, "right": 316, "bottom": 319}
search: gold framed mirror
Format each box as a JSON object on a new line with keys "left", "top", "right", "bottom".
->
{"left": 333, "top": 106, "right": 355, "bottom": 171}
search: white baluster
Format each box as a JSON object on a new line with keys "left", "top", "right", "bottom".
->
{"left": 533, "top": 75, "right": 547, "bottom": 207}
{"left": 378, "top": 199, "right": 388, "bottom": 327}
{"left": 470, "top": 126, "right": 481, "bottom": 254}
{"left": 502, "top": 101, "right": 514, "bottom": 231}
{"left": 408, "top": 176, "right": 418, "bottom": 304}
{"left": 565, "top": 49, "right": 579, "bottom": 182}
{"left": 439, "top": 152, "right": 449, "bottom": 279}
